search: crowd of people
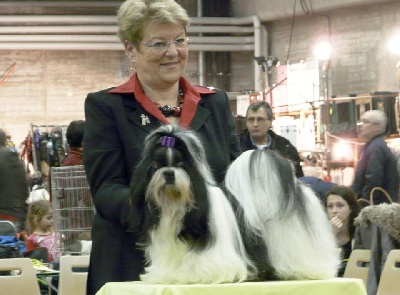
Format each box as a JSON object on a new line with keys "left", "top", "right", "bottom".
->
{"left": 1, "top": 1, "right": 399, "bottom": 294}
{"left": 0, "top": 120, "right": 86, "bottom": 293}
{"left": 0, "top": 119, "right": 85, "bottom": 258}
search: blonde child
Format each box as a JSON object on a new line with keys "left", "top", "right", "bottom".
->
{"left": 26, "top": 200, "right": 60, "bottom": 262}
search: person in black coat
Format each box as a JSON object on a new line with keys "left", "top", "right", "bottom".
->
{"left": 352, "top": 110, "right": 399, "bottom": 204}
{"left": 237, "top": 101, "right": 304, "bottom": 178}
{"left": 82, "top": 1, "right": 240, "bottom": 294}
{"left": 0, "top": 129, "right": 29, "bottom": 232}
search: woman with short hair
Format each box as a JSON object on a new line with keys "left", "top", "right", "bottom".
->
{"left": 83, "top": 1, "right": 240, "bottom": 294}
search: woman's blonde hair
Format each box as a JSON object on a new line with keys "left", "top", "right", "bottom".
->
{"left": 117, "top": 0, "right": 190, "bottom": 48}
{"left": 26, "top": 200, "right": 53, "bottom": 233}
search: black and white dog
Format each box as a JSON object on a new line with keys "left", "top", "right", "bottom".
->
{"left": 130, "top": 125, "right": 254, "bottom": 284}
{"left": 131, "top": 125, "right": 340, "bottom": 284}
{"left": 224, "top": 149, "right": 340, "bottom": 280}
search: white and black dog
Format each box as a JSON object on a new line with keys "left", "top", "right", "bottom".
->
{"left": 224, "top": 149, "right": 340, "bottom": 280}
{"left": 130, "top": 125, "right": 340, "bottom": 284}
{"left": 130, "top": 124, "right": 255, "bottom": 284}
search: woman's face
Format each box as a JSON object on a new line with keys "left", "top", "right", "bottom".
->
{"left": 126, "top": 22, "right": 189, "bottom": 90}
{"left": 326, "top": 194, "right": 351, "bottom": 224}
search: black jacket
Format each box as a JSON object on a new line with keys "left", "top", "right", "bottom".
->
{"left": 238, "top": 129, "right": 304, "bottom": 178}
{"left": 352, "top": 136, "right": 399, "bottom": 203}
{"left": 0, "top": 147, "right": 29, "bottom": 224}
{"left": 83, "top": 74, "right": 240, "bottom": 295}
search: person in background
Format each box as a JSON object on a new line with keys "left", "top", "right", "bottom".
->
{"left": 238, "top": 101, "right": 304, "bottom": 177}
{"left": 352, "top": 110, "right": 399, "bottom": 204}
{"left": 25, "top": 200, "right": 60, "bottom": 262}
{"left": 0, "top": 128, "right": 29, "bottom": 232}
{"left": 325, "top": 185, "right": 360, "bottom": 277}
{"left": 62, "top": 120, "right": 85, "bottom": 166}
{"left": 62, "top": 120, "right": 90, "bottom": 256}
{"left": 82, "top": 0, "right": 240, "bottom": 294}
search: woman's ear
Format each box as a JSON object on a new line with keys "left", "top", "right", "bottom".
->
{"left": 125, "top": 41, "right": 136, "bottom": 61}
{"left": 125, "top": 41, "right": 137, "bottom": 71}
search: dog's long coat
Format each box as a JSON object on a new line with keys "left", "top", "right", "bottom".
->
{"left": 130, "top": 125, "right": 340, "bottom": 284}
{"left": 130, "top": 125, "right": 254, "bottom": 284}
{"left": 225, "top": 150, "right": 340, "bottom": 280}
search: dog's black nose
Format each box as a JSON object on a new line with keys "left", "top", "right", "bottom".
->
{"left": 163, "top": 170, "right": 175, "bottom": 184}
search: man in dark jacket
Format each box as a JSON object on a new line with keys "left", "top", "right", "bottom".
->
{"left": 62, "top": 120, "right": 85, "bottom": 166}
{"left": 0, "top": 129, "right": 29, "bottom": 231}
{"left": 238, "top": 101, "right": 304, "bottom": 178}
{"left": 352, "top": 110, "right": 399, "bottom": 204}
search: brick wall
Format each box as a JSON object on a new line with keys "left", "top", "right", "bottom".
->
{"left": 0, "top": 49, "right": 204, "bottom": 147}
{"left": 0, "top": 50, "right": 123, "bottom": 146}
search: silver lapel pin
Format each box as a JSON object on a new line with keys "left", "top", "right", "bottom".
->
{"left": 141, "top": 114, "right": 151, "bottom": 126}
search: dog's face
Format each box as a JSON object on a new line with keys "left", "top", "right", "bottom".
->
{"left": 146, "top": 144, "right": 194, "bottom": 212}
{"left": 131, "top": 126, "right": 213, "bottom": 247}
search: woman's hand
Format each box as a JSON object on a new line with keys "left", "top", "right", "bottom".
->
{"left": 330, "top": 216, "right": 343, "bottom": 235}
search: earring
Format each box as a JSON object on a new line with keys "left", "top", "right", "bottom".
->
{"left": 129, "top": 60, "right": 136, "bottom": 72}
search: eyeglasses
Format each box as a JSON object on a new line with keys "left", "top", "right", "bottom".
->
{"left": 357, "top": 120, "right": 379, "bottom": 126}
{"left": 246, "top": 117, "right": 270, "bottom": 123}
{"left": 140, "top": 37, "right": 191, "bottom": 52}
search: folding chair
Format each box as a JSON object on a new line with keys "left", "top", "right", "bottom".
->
{"left": 376, "top": 249, "right": 400, "bottom": 295}
{"left": 343, "top": 249, "right": 371, "bottom": 286}
{"left": 0, "top": 257, "right": 41, "bottom": 295}
{"left": 0, "top": 220, "right": 18, "bottom": 236}
{"left": 58, "top": 255, "right": 90, "bottom": 295}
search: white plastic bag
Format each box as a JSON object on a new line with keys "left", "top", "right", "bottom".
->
{"left": 26, "top": 185, "right": 50, "bottom": 204}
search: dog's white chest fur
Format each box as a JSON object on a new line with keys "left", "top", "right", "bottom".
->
{"left": 140, "top": 186, "right": 250, "bottom": 284}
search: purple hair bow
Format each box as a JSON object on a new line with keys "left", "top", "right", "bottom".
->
{"left": 161, "top": 136, "right": 176, "bottom": 147}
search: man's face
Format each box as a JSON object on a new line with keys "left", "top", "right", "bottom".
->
{"left": 358, "top": 113, "right": 382, "bottom": 141}
{"left": 246, "top": 108, "right": 272, "bottom": 141}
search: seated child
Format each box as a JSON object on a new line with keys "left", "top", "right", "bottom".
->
{"left": 26, "top": 200, "right": 60, "bottom": 262}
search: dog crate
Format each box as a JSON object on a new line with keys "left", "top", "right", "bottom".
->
{"left": 50, "top": 165, "right": 95, "bottom": 259}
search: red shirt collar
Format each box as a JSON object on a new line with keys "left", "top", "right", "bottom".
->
{"left": 107, "top": 74, "right": 215, "bottom": 128}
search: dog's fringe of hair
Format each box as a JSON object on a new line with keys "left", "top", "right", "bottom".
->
{"left": 130, "top": 125, "right": 216, "bottom": 234}
{"left": 142, "top": 125, "right": 216, "bottom": 186}
{"left": 225, "top": 150, "right": 340, "bottom": 280}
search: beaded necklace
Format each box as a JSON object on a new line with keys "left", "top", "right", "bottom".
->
{"left": 154, "top": 88, "right": 184, "bottom": 117}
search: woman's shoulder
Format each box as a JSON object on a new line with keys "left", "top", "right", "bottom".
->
{"left": 190, "top": 85, "right": 224, "bottom": 97}
{"left": 86, "top": 87, "right": 128, "bottom": 100}
{"left": 85, "top": 87, "right": 137, "bottom": 111}
{"left": 194, "top": 86, "right": 229, "bottom": 106}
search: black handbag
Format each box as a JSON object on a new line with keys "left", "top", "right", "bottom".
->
{"left": 0, "top": 244, "right": 20, "bottom": 259}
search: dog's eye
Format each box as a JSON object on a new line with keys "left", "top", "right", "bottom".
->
{"left": 152, "top": 162, "right": 159, "bottom": 169}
